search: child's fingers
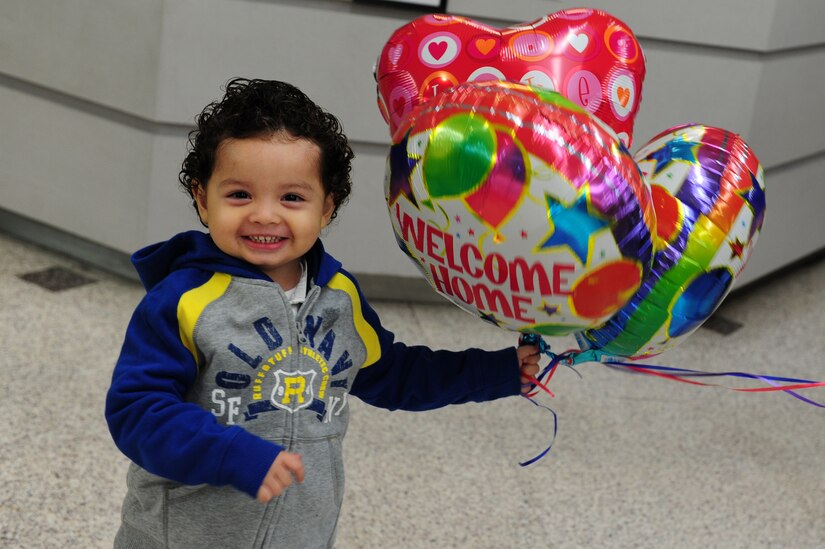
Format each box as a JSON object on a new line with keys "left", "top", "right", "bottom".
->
{"left": 293, "top": 463, "right": 305, "bottom": 483}
{"left": 521, "top": 363, "right": 540, "bottom": 377}
{"left": 257, "top": 452, "right": 304, "bottom": 503}
{"left": 261, "top": 469, "right": 291, "bottom": 502}
{"left": 270, "top": 460, "right": 302, "bottom": 492}
{"left": 520, "top": 362, "right": 541, "bottom": 394}
{"left": 516, "top": 344, "right": 540, "bottom": 363}
{"left": 520, "top": 368, "right": 539, "bottom": 385}
{"left": 257, "top": 482, "right": 276, "bottom": 503}
{"left": 282, "top": 453, "right": 305, "bottom": 483}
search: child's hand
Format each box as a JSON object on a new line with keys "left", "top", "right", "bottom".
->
{"left": 256, "top": 451, "right": 305, "bottom": 504}
{"left": 517, "top": 343, "right": 541, "bottom": 394}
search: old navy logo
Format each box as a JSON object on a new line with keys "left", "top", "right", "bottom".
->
{"left": 228, "top": 315, "right": 337, "bottom": 370}
{"left": 271, "top": 370, "right": 317, "bottom": 413}
{"left": 220, "top": 314, "right": 358, "bottom": 422}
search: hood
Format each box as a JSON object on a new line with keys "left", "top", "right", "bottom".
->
{"left": 131, "top": 231, "right": 341, "bottom": 291}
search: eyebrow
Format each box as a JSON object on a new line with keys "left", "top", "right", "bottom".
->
{"left": 282, "top": 181, "right": 318, "bottom": 193}
{"left": 215, "top": 179, "right": 319, "bottom": 193}
{"left": 215, "top": 178, "right": 250, "bottom": 189}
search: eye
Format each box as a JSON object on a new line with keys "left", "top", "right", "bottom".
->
{"left": 227, "top": 190, "right": 251, "bottom": 200}
{"left": 283, "top": 193, "right": 305, "bottom": 202}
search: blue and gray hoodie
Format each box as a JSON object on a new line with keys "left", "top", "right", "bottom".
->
{"left": 106, "top": 231, "right": 520, "bottom": 548}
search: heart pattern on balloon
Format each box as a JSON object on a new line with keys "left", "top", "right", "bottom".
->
{"left": 375, "top": 8, "right": 646, "bottom": 146}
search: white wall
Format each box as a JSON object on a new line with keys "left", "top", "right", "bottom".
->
{"left": 1, "top": 0, "right": 823, "bottom": 293}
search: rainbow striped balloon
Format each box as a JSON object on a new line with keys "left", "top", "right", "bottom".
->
{"left": 577, "top": 124, "right": 766, "bottom": 359}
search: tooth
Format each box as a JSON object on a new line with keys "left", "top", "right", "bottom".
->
{"left": 250, "top": 236, "right": 282, "bottom": 243}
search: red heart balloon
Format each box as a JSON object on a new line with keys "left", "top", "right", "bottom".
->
{"left": 376, "top": 8, "right": 646, "bottom": 147}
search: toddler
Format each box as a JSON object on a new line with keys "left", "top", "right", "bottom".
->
{"left": 106, "top": 78, "right": 539, "bottom": 548}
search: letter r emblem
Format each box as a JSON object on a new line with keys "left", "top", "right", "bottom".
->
{"left": 282, "top": 376, "right": 306, "bottom": 404}
{"left": 271, "top": 370, "right": 316, "bottom": 413}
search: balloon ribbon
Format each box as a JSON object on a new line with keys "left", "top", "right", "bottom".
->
{"left": 516, "top": 334, "right": 825, "bottom": 466}
{"left": 603, "top": 361, "right": 825, "bottom": 408}
{"left": 517, "top": 334, "right": 576, "bottom": 466}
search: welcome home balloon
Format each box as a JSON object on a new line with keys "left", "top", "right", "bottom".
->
{"left": 375, "top": 8, "right": 646, "bottom": 146}
{"left": 385, "top": 81, "right": 656, "bottom": 335}
{"left": 577, "top": 124, "right": 766, "bottom": 359}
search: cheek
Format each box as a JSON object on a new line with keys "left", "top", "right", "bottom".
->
{"left": 303, "top": 215, "right": 323, "bottom": 232}
{"left": 205, "top": 207, "right": 242, "bottom": 233}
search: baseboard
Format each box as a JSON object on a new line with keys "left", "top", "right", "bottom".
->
{"left": 0, "top": 207, "right": 138, "bottom": 281}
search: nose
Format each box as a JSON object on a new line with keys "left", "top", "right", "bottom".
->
{"left": 249, "top": 199, "right": 282, "bottom": 224}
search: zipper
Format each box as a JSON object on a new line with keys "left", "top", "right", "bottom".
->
{"left": 257, "top": 282, "right": 321, "bottom": 547}
{"left": 288, "top": 285, "right": 322, "bottom": 445}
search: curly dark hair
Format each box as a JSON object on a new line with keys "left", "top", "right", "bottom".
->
{"left": 179, "top": 78, "right": 354, "bottom": 221}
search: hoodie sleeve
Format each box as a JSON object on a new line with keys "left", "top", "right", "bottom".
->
{"left": 105, "top": 280, "right": 281, "bottom": 498}
{"left": 344, "top": 273, "right": 522, "bottom": 411}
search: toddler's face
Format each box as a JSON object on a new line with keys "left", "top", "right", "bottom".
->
{"left": 195, "top": 133, "right": 334, "bottom": 289}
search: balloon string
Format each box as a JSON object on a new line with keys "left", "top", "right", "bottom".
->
{"left": 754, "top": 375, "right": 825, "bottom": 408}
{"left": 525, "top": 372, "right": 555, "bottom": 398}
{"left": 519, "top": 394, "right": 558, "bottom": 467}
{"left": 517, "top": 334, "right": 825, "bottom": 467}
{"left": 525, "top": 353, "right": 567, "bottom": 398}
{"left": 604, "top": 361, "right": 821, "bottom": 384}
{"left": 604, "top": 360, "right": 825, "bottom": 407}
{"left": 519, "top": 335, "right": 577, "bottom": 466}
{"left": 520, "top": 334, "right": 581, "bottom": 398}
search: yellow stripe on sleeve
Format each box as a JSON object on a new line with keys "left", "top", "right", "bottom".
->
{"left": 177, "top": 272, "right": 232, "bottom": 366}
{"left": 327, "top": 273, "right": 381, "bottom": 368}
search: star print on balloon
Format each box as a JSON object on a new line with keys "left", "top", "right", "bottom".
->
{"left": 539, "top": 301, "right": 560, "bottom": 317}
{"left": 384, "top": 82, "right": 655, "bottom": 335}
{"left": 480, "top": 312, "right": 503, "bottom": 327}
{"left": 729, "top": 237, "right": 745, "bottom": 259}
{"left": 538, "top": 187, "right": 610, "bottom": 265}
{"left": 578, "top": 124, "right": 766, "bottom": 360}
{"left": 648, "top": 135, "right": 699, "bottom": 175}
{"left": 386, "top": 132, "right": 420, "bottom": 207}
{"left": 739, "top": 172, "right": 766, "bottom": 240}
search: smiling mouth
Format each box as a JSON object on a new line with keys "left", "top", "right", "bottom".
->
{"left": 247, "top": 235, "right": 286, "bottom": 244}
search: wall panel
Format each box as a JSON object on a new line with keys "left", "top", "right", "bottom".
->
{"left": 0, "top": 0, "right": 822, "bottom": 295}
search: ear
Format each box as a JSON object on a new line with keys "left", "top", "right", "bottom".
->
{"left": 193, "top": 181, "right": 209, "bottom": 226}
{"left": 321, "top": 194, "right": 336, "bottom": 227}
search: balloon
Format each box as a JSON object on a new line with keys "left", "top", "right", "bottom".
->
{"left": 375, "top": 8, "right": 646, "bottom": 146}
{"left": 385, "top": 81, "right": 656, "bottom": 335}
{"left": 576, "top": 124, "right": 766, "bottom": 360}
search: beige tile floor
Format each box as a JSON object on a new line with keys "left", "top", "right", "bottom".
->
{"left": 1, "top": 231, "right": 823, "bottom": 548}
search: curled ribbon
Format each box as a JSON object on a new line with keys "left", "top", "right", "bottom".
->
{"left": 517, "top": 334, "right": 825, "bottom": 466}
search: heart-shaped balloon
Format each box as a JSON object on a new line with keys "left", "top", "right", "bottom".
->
{"left": 386, "top": 81, "right": 656, "bottom": 335}
{"left": 375, "top": 8, "right": 646, "bottom": 146}
{"left": 576, "top": 124, "right": 766, "bottom": 360}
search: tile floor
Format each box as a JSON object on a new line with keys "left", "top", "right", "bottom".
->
{"left": 1, "top": 231, "right": 823, "bottom": 548}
